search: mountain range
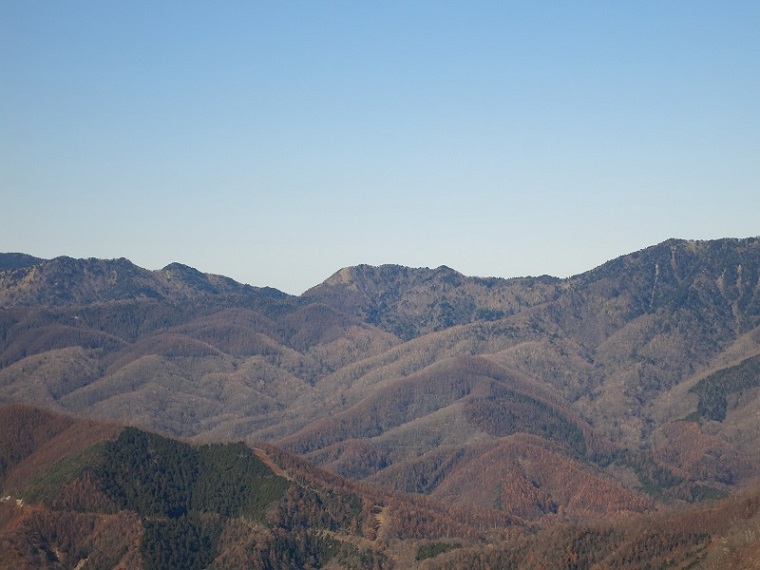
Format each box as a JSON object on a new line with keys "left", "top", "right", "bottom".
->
{"left": 2, "top": 237, "right": 760, "bottom": 567}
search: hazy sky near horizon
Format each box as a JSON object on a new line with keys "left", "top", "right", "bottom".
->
{"left": 2, "top": 1, "right": 759, "bottom": 294}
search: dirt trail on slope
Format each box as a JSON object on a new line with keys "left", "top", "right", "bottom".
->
{"left": 251, "top": 447, "right": 293, "bottom": 480}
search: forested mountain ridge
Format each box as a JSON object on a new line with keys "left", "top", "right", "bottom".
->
{"left": 0, "top": 254, "right": 295, "bottom": 314}
{"left": 303, "top": 238, "right": 760, "bottom": 341}
{"left": 302, "top": 263, "right": 563, "bottom": 340}
{"left": 2, "top": 404, "right": 760, "bottom": 569}
{"left": 1, "top": 237, "right": 760, "bottom": 539}
{"left": 0, "top": 404, "right": 507, "bottom": 569}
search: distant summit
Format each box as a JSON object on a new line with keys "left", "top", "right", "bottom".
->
{"left": 0, "top": 253, "right": 43, "bottom": 271}
{"left": 0, "top": 255, "right": 295, "bottom": 310}
{"left": 304, "top": 262, "right": 559, "bottom": 339}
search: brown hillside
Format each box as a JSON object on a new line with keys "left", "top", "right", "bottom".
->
{"left": 429, "top": 434, "right": 651, "bottom": 520}
{"left": 0, "top": 404, "right": 119, "bottom": 494}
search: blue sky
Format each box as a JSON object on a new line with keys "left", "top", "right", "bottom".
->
{"left": 2, "top": 1, "right": 759, "bottom": 294}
